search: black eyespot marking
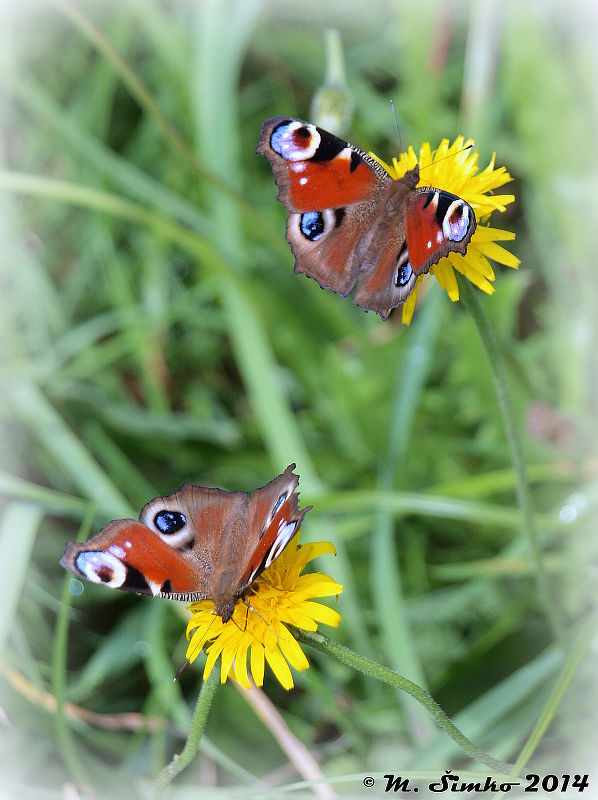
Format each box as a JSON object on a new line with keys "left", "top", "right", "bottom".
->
{"left": 309, "top": 129, "right": 346, "bottom": 161}
{"left": 161, "top": 579, "right": 172, "bottom": 594}
{"left": 349, "top": 151, "right": 363, "bottom": 172}
{"left": 300, "top": 211, "right": 325, "bottom": 241}
{"left": 396, "top": 260, "right": 413, "bottom": 287}
{"left": 184, "top": 537, "right": 196, "bottom": 551}
{"left": 154, "top": 510, "right": 187, "bottom": 535}
{"left": 334, "top": 208, "right": 346, "bottom": 227}
{"left": 395, "top": 245, "right": 414, "bottom": 288}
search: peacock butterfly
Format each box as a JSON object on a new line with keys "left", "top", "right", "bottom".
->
{"left": 257, "top": 118, "right": 476, "bottom": 319}
{"left": 60, "top": 465, "right": 310, "bottom": 622}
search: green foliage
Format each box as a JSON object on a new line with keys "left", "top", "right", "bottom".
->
{"left": 1, "top": 1, "right": 596, "bottom": 797}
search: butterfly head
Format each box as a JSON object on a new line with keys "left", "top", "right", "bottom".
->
{"left": 215, "top": 597, "right": 236, "bottom": 623}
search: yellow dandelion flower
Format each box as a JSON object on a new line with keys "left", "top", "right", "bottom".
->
{"left": 372, "top": 136, "right": 519, "bottom": 324}
{"left": 185, "top": 535, "right": 342, "bottom": 690}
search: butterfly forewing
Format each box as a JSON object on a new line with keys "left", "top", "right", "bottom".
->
{"left": 405, "top": 188, "right": 476, "bottom": 274}
{"left": 60, "top": 518, "right": 206, "bottom": 599}
{"left": 239, "top": 465, "right": 310, "bottom": 588}
{"left": 258, "top": 118, "right": 387, "bottom": 213}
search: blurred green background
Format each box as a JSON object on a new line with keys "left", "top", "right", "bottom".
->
{"left": 1, "top": 1, "right": 596, "bottom": 798}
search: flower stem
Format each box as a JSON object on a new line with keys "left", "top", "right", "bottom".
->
{"left": 298, "top": 630, "right": 512, "bottom": 774}
{"left": 153, "top": 670, "right": 219, "bottom": 798}
{"left": 457, "top": 277, "right": 565, "bottom": 644}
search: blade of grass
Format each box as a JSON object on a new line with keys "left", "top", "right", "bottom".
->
{"left": 5, "top": 380, "right": 132, "bottom": 517}
{"left": 0, "top": 170, "right": 223, "bottom": 266}
{"left": 316, "top": 490, "right": 536, "bottom": 529}
{"left": 430, "top": 550, "right": 584, "bottom": 581}
{"left": 0, "top": 170, "right": 321, "bottom": 493}
{"left": 370, "top": 286, "right": 444, "bottom": 743}
{"left": 51, "top": 0, "right": 249, "bottom": 207}
{"left": 239, "top": 681, "right": 337, "bottom": 800}
{"left": 220, "top": 280, "right": 322, "bottom": 495}
{"left": 143, "top": 603, "right": 192, "bottom": 733}
{"left": 409, "top": 645, "right": 563, "bottom": 768}
{"left": 52, "top": 502, "right": 97, "bottom": 786}
{"left": 459, "top": 277, "right": 564, "bottom": 643}
{"left": 509, "top": 614, "right": 597, "bottom": 777}
{"left": 0, "top": 472, "right": 90, "bottom": 518}
{"left": 190, "top": 0, "right": 320, "bottom": 494}
{"left": 102, "top": 251, "right": 171, "bottom": 415}
{"left": 82, "top": 421, "right": 158, "bottom": 510}
{"left": 192, "top": 0, "right": 373, "bottom": 685}
{"left": 7, "top": 75, "right": 209, "bottom": 232}
{"left": 428, "top": 462, "right": 577, "bottom": 499}
{"left": 0, "top": 502, "right": 43, "bottom": 653}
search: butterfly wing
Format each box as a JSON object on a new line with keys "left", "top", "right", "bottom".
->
{"left": 60, "top": 518, "right": 205, "bottom": 598}
{"left": 351, "top": 175, "right": 420, "bottom": 318}
{"left": 237, "top": 463, "right": 310, "bottom": 590}
{"left": 194, "top": 464, "right": 310, "bottom": 622}
{"left": 405, "top": 187, "right": 476, "bottom": 274}
{"left": 258, "top": 118, "right": 391, "bottom": 296}
{"left": 60, "top": 484, "right": 249, "bottom": 601}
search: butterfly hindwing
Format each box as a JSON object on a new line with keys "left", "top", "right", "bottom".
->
{"left": 286, "top": 207, "right": 372, "bottom": 296}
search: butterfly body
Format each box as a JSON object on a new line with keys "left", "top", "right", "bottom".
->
{"left": 258, "top": 118, "right": 476, "bottom": 318}
{"left": 60, "top": 465, "right": 309, "bottom": 622}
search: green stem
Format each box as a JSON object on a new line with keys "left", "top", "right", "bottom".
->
{"left": 298, "top": 631, "right": 512, "bottom": 774}
{"left": 458, "top": 278, "right": 564, "bottom": 644}
{"left": 153, "top": 670, "right": 220, "bottom": 798}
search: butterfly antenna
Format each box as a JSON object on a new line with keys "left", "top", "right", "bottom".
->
{"left": 173, "top": 659, "right": 190, "bottom": 682}
{"left": 390, "top": 99, "right": 404, "bottom": 154}
{"left": 418, "top": 143, "right": 473, "bottom": 174}
{"left": 231, "top": 609, "right": 246, "bottom": 632}
{"left": 241, "top": 596, "right": 290, "bottom": 641}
